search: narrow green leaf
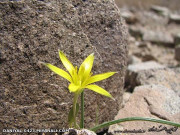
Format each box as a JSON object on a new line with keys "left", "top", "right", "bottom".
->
{"left": 80, "top": 91, "right": 84, "bottom": 129}
{"left": 90, "top": 117, "right": 180, "bottom": 132}
{"left": 68, "top": 107, "right": 74, "bottom": 126}
{"left": 68, "top": 103, "right": 79, "bottom": 127}
{"left": 95, "top": 104, "right": 99, "bottom": 126}
{"left": 76, "top": 103, "right": 79, "bottom": 116}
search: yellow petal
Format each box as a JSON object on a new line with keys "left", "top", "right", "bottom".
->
{"left": 72, "top": 66, "right": 78, "bottom": 85}
{"left": 87, "top": 72, "right": 117, "bottom": 85}
{"left": 85, "top": 84, "right": 113, "bottom": 98}
{"left": 78, "top": 53, "right": 94, "bottom": 81}
{"left": 44, "top": 63, "right": 72, "bottom": 82}
{"left": 59, "top": 51, "right": 75, "bottom": 76}
{"left": 68, "top": 83, "right": 80, "bottom": 92}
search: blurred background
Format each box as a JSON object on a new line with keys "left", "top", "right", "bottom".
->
{"left": 113, "top": 0, "right": 180, "bottom": 69}
{"left": 115, "top": 0, "right": 180, "bottom": 11}
{"left": 107, "top": 1, "right": 180, "bottom": 133}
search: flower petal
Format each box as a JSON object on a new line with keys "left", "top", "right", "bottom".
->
{"left": 78, "top": 53, "right": 94, "bottom": 82}
{"left": 87, "top": 72, "right": 117, "bottom": 85}
{"left": 59, "top": 51, "right": 75, "bottom": 76}
{"left": 68, "top": 83, "right": 80, "bottom": 92}
{"left": 85, "top": 84, "right": 113, "bottom": 98}
{"left": 44, "top": 63, "right": 72, "bottom": 82}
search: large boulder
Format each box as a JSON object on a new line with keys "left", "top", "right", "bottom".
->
{"left": 0, "top": 0, "right": 127, "bottom": 130}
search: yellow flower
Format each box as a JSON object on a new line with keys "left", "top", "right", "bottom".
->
{"left": 43, "top": 50, "right": 116, "bottom": 98}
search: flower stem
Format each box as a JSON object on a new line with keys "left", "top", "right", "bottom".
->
{"left": 80, "top": 91, "right": 84, "bottom": 128}
{"left": 73, "top": 93, "right": 79, "bottom": 128}
{"left": 90, "top": 117, "right": 180, "bottom": 131}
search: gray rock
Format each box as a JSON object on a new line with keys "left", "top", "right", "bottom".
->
{"left": 128, "top": 61, "right": 165, "bottom": 72}
{"left": 0, "top": 0, "right": 127, "bottom": 130}
{"left": 126, "top": 61, "right": 165, "bottom": 91}
{"left": 109, "top": 84, "right": 180, "bottom": 135}
{"left": 128, "top": 55, "right": 142, "bottom": 65}
{"left": 122, "top": 92, "right": 132, "bottom": 107}
{"left": 150, "top": 5, "right": 170, "bottom": 17}
{"left": 129, "top": 26, "right": 144, "bottom": 39}
{"left": 175, "top": 45, "right": 180, "bottom": 61}
{"left": 121, "top": 11, "right": 137, "bottom": 24}
{"left": 127, "top": 66, "right": 180, "bottom": 96}
{"left": 169, "top": 14, "right": 180, "bottom": 24}
{"left": 135, "top": 85, "right": 180, "bottom": 115}
{"left": 143, "top": 30, "right": 174, "bottom": 46}
{"left": 63, "top": 129, "right": 96, "bottom": 135}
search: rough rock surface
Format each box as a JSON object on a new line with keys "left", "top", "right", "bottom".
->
{"left": 109, "top": 85, "right": 180, "bottom": 135}
{"left": 127, "top": 61, "right": 165, "bottom": 72}
{"left": 129, "top": 26, "right": 144, "bottom": 39}
{"left": 0, "top": 0, "right": 127, "bottom": 130}
{"left": 150, "top": 5, "right": 170, "bottom": 16}
{"left": 122, "top": 92, "right": 132, "bottom": 107}
{"left": 126, "top": 61, "right": 166, "bottom": 91}
{"left": 142, "top": 30, "right": 174, "bottom": 46}
{"left": 120, "top": 10, "right": 137, "bottom": 24}
{"left": 128, "top": 55, "right": 142, "bottom": 65}
{"left": 63, "top": 129, "right": 96, "bottom": 135}
{"left": 69, "top": 0, "right": 128, "bottom": 128}
{"left": 169, "top": 14, "right": 180, "bottom": 24}
{"left": 128, "top": 67, "right": 180, "bottom": 96}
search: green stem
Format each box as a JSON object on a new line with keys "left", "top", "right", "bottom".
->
{"left": 80, "top": 91, "right": 84, "bottom": 128}
{"left": 90, "top": 117, "right": 180, "bottom": 131}
{"left": 95, "top": 104, "right": 99, "bottom": 126}
{"left": 73, "top": 93, "right": 79, "bottom": 128}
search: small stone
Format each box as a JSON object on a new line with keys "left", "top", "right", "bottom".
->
{"left": 128, "top": 55, "right": 142, "bottom": 65}
{"left": 122, "top": 92, "right": 132, "bottom": 107}
{"left": 126, "top": 61, "right": 166, "bottom": 91}
{"left": 67, "top": 129, "right": 77, "bottom": 135}
{"left": 150, "top": 5, "right": 170, "bottom": 17}
{"left": 169, "top": 14, "right": 180, "bottom": 24}
{"left": 121, "top": 11, "right": 137, "bottom": 24}
{"left": 127, "top": 67, "right": 180, "bottom": 96}
{"left": 129, "top": 26, "right": 144, "bottom": 39}
{"left": 143, "top": 30, "right": 174, "bottom": 46}
{"left": 63, "top": 129, "right": 96, "bottom": 135}
{"left": 128, "top": 61, "right": 165, "bottom": 72}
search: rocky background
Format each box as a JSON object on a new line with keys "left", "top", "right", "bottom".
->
{"left": 108, "top": 0, "right": 180, "bottom": 135}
